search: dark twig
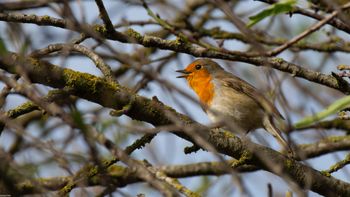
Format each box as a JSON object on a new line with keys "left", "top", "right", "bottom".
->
{"left": 94, "top": 0, "right": 129, "bottom": 42}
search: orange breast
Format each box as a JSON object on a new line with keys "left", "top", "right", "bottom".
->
{"left": 187, "top": 71, "right": 215, "bottom": 106}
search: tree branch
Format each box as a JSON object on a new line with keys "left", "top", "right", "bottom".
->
{"left": 0, "top": 52, "right": 349, "bottom": 196}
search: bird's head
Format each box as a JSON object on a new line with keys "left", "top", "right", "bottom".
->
{"left": 176, "top": 59, "right": 223, "bottom": 82}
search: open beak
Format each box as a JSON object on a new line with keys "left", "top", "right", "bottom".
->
{"left": 176, "top": 69, "right": 191, "bottom": 78}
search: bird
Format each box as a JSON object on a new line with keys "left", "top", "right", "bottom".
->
{"left": 176, "top": 58, "right": 292, "bottom": 152}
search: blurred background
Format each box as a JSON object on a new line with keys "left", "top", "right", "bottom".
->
{"left": 0, "top": 0, "right": 350, "bottom": 196}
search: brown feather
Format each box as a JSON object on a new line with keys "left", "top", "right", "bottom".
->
{"left": 214, "top": 70, "right": 284, "bottom": 120}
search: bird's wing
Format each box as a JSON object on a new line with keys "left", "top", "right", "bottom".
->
{"left": 219, "top": 72, "right": 284, "bottom": 120}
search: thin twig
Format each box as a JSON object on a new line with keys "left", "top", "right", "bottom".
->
{"left": 267, "top": 10, "right": 340, "bottom": 56}
{"left": 30, "top": 43, "right": 115, "bottom": 83}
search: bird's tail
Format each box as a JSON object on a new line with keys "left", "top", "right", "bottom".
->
{"left": 263, "top": 116, "right": 293, "bottom": 154}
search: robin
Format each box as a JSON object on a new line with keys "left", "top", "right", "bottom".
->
{"left": 176, "top": 58, "right": 291, "bottom": 152}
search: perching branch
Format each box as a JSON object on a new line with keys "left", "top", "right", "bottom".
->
{"left": 0, "top": 52, "right": 349, "bottom": 196}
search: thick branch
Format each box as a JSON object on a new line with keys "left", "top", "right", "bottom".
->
{"left": 15, "top": 162, "right": 256, "bottom": 194}
{"left": 0, "top": 53, "right": 349, "bottom": 196}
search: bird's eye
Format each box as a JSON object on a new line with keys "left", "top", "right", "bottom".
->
{"left": 195, "top": 64, "right": 202, "bottom": 70}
